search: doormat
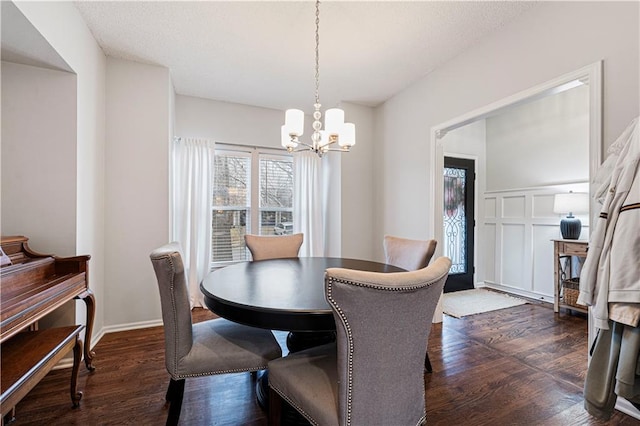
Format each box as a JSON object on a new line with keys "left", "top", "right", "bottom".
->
{"left": 442, "top": 288, "right": 528, "bottom": 318}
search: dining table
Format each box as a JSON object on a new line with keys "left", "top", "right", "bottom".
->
{"left": 200, "top": 256, "right": 405, "bottom": 410}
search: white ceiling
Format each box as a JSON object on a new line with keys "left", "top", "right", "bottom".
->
{"left": 70, "top": 1, "right": 538, "bottom": 112}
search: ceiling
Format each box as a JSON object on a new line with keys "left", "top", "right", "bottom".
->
{"left": 9, "top": 1, "right": 541, "bottom": 113}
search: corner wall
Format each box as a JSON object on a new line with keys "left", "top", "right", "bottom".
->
{"left": 104, "top": 57, "right": 172, "bottom": 327}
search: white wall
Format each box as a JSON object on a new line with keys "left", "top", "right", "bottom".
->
{"left": 486, "top": 85, "right": 589, "bottom": 191}
{"left": 375, "top": 1, "right": 639, "bottom": 257}
{"left": 175, "top": 95, "right": 283, "bottom": 148}
{"left": 340, "top": 102, "right": 376, "bottom": 260}
{"left": 1, "top": 62, "right": 77, "bottom": 255}
{"left": 104, "top": 57, "right": 172, "bottom": 327}
{"left": 10, "top": 1, "right": 107, "bottom": 342}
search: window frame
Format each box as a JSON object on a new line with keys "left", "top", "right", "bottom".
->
{"left": 211, "top": 144, "right": 293, "bottom": 268}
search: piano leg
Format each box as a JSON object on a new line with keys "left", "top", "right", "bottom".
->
{"left": 77, "top": 289, "right": 96, "bottom": 371}
{"left": 71, "top": 336, "right": 83, "bottom": 407}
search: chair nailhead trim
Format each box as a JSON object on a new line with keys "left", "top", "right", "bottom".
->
{"left": 166, "top": 253, "right": 181, "bottom": 377}
{"left": 270, "top": 384, "right": 320, "bottom": 426}
{"left": 326, "top": 272, "right": 447, "bottom": 426}
{"left": 326, "top": 278, "right": 354, "bottom": 426}
{"left": 173, "top": 365, "right": 269, "bottom": 380}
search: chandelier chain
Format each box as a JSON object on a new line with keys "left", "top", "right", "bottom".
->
{"left": 281, "top": 0, "right": 354, "bottom": 156}
{"left": 314, "top": 0, "right": 320, "bottom": 106}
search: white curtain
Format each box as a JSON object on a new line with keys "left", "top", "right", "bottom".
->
{"left": 293, "top": 151, "right": 325, "bottom": 256}
{"left": 172, "top": 137, "right": 215, "bottom": 308}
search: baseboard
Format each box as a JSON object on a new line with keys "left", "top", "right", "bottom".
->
{"left": 99, "top": 318, "right": 164, "bottom": 335}
{"left": 52, "top": 319, "right": 163, "bottom": 371}
{"left": 480, "top": 281, "right": 554, "bottom": 305}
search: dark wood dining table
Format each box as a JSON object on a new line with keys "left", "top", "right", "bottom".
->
{"left": 200, "top": 256, "right": 404, "bottom": 412}
{"left": 200, "top": 256, "right": 404, "bottom": 337}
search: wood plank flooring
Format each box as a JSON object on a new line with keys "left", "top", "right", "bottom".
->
{"left": 9, "top": 303, "right": 639, "bottom": 425}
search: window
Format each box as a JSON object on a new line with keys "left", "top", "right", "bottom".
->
{"left": 212, "top": 146, "right": 293, "bottom": 265}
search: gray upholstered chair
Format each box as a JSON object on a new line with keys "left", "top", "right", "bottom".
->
{"left": 383, "top": 235, "right": 437, "bottom": 271}
{"left": 150, "top": 243, "right": 282, "bottom": 426}
{"left": 383, "top": 234, "right": 438, "bottom": 372}
{"left": 268, "top": 256, "right": 451, "bottom": 426}
{"left": 244, "top": 233, "right": 304, "bottom": 261}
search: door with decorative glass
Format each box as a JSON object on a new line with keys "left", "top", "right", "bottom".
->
{"left": 443, "top": 156, "right": 475, "bottom": 292}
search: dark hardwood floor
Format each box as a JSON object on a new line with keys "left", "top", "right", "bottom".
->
{"left": 10, "top": 304, "right": 639, "bottom": 425}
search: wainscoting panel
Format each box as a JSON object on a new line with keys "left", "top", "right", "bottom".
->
{"left": 532, "top": 194, "right": 556, "bottom": 218}
{"left": 482, "top": 182, "right": 589, "bottom": 301}
{"left": 532, "top": 224, "right": 559, "bottom": 299}
{"left": 484, "top": 223, "right": 497, "bottom": 283}
{"left": 502, "top": 195, "right": 526, "bottom": 218}
{"left": 501, "top": 223, "right": 525, "bottom": 288}
{"left": 485, "top": 197, "right": 497, "bottom": 218}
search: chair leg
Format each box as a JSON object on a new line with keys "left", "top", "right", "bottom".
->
{"left": 424, "top": 352, "right": 433, "bottom": 373}
{"left": 268, "top": 387, "right": 282, "bottom": 426}
{"left": 165, "top": 378, "right": 185, "bottom": 426}
{"left": 165, "top": 378, "right": 177, "bottom": 404}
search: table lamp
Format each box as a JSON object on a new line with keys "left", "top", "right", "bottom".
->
{"left": 553, "top": 191, "right": 589, "bottom": 239}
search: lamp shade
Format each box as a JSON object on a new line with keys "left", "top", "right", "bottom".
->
{"left": 324, "top": 108, "right": 344, "bottom": 135}
{"left": 339, "top": 122, "right": 356, "bottom": 147}
{"left": 553, "top": 192, "right": 589, "bottom": 215}
{"left": 284, "top": 109, "right": 304, "bottom": 136}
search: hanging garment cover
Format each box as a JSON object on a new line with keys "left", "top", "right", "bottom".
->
{"left": 578, "top": 116, "right": 640, "bottom": 330}
{"left": 584, "top": 320, "right": 640, "bottom": 419}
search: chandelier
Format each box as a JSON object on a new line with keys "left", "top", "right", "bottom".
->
{"left": 281, "top": 0, "right": 356, "bottom": 157}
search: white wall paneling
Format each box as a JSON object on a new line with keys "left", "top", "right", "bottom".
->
{"left": 500, "top": 223, "right": 526, "bottom": 289}
{"left": 532, "top": 224, "right": 559, "bottom": 297}
{"left": 483, "top": 223, "right": 497, "bottom": 283}
{"left": 484, "top": 183, "right": 589, "bottom": 300}
{"left": 502, "top": 196, "right": 526, "bottom": 218}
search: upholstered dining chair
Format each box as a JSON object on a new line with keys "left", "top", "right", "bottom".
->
{"left": 383, "top": 234, "right": 438, "bottom": 373}
{"left": 268, "top": 256, "right": 451, "bottom": 426}
{"left": 150, "top": 243, "right": 282, "bottom": 426}
{"left": 244, "top": 233, "right": 304, "bottom": 261}
{"left": 383, "top": 235, "right": 437, "bottom": 272}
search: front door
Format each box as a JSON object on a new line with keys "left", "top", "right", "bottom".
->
{"left": 443, "top": 156, "right": 475, "bottom": 292}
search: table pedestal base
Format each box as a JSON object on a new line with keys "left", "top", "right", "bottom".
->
{"left": 285, "top": 330, "right": 336, "bottom": 353}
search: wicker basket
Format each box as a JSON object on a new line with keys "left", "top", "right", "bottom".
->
{"left": 562, "top": 278, "right": 581, "bottom": 307}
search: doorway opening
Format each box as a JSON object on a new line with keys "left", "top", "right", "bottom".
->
{"left": 430, "top": 61, "right": 601, "bottom": 306}
{"left": 443, "top": 156, "right": 475, "bottom": 292}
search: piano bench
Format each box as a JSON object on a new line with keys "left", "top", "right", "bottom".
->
{"left": 1, "top": 325, "right": 85, "bottom": 421}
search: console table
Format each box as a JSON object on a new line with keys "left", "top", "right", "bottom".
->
{"left": 552, "top": 239, "right": 588, "bottom": 314}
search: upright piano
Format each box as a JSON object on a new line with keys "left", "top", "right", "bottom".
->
{"left": 0, "top": 236, "right": 95, "bottom": 422}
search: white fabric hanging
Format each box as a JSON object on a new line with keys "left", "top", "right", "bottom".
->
{"left": 293, "top": 151, "right": 325, "bottom": 256}
{"left": 172, "top": 137, "right": 215, "bottom": 308}
{"left": 579, "top": 117, "right": 640, "bottom": 329}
